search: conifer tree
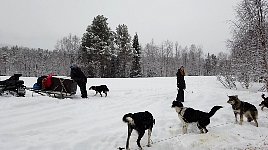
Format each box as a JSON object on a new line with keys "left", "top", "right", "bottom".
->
{"left": 130, "top": 33, "right": 142, "bottom": 77}
{"left": 115, "top": 24, "right": 132, "bottom": 77}
{"left": 80, "top": 15, "right": 114, "bottom": 77}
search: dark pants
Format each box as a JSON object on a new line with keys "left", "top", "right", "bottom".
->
{"left": 176, "top": 88, "right": 184, "bottom": 102}
{"left": 77, "top": 82, "right": 87, "bottom": 98}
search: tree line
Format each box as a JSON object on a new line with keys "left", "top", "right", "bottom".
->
{"left": 0, "top": 41, "right": 228, "bottom": 78}
{"left": 0, "top": 43, "right": 228, "bottom": 78}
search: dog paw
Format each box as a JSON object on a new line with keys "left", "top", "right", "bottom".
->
{"left": 147, "top": 144, "right": 152, "bottom": 147}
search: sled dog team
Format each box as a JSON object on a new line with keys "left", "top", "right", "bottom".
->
{"left": 122, "top": 94, "right": 268, "bottom": 150}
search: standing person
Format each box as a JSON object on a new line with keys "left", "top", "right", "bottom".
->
{"left": 176, "top": 66, "right": 186, "bottom": 102}
{"left": 70, "top": 64, "right": 88, "bottom": 98}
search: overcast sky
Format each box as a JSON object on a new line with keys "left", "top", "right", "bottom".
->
{"left": 0, "top": 0, "right": 238, "bottom": 54}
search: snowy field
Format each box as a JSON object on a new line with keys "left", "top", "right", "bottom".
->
{"left": 0, "top": 76, "right": 268, "bottom": 150}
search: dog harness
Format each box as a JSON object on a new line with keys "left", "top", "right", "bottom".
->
{"left": 177, "top": 107, "right": 189, "bottom": 123}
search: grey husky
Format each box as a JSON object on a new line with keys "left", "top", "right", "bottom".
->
{"left": 227, "top": 95, "right": 258, "bottom": 127}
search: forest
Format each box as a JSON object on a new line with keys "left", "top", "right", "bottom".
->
{"left": 0, "top": 0, "right": 267, "bottom": 90}
{"left": 0, "top": 35, "right": 227, "bottom": 78}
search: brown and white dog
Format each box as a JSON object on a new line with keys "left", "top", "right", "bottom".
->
{"left": 227, "top": 95, "right": 258, "bottom": 127}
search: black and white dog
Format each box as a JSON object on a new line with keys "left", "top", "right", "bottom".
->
{"left": 171, "top": 100, "right": 222, "bottom": 134}
{"left": 122, "top": 111, "right": 155, "bottom": 150}
{"left": 260, "top": 94, "right": 268, "bottom": 111}
{"left": 89, "top": 85, "right": 109, "bottom": 97}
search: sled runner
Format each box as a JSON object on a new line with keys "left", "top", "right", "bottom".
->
{"left": 28, "top": 76, "right": 77, "bottom": 99}
{"left": 0, "top": 74, "right": 26, "bottom": 97}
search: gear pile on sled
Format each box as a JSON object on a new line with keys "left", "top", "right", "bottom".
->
{"left": 0, "top": 74, "right": 26, "bottom": 97}
{"left": 29, "top": 75, "right": 77, "bottom": 99}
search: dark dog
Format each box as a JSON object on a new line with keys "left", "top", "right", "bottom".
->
{"left": 260, "top": 94, "right": 268, "bottom": 111}
{"left": 122, "top": 111, "right": 155, "bottom": 150}
{"left": 227, "top": 95, "right": 258, "bottom": 127}
{"left": 171, "top": 100, "right": 222, "bottom": 134}
{"left": 89, "top": 85, "right": 109, "bottom": 97}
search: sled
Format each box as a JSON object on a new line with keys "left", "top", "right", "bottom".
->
{"left": 28, "top": 76, "right": 77, "bottom": 99}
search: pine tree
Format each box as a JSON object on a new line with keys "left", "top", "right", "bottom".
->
{"left": 80, "top": 15, "right": 114, "bottom": 77}
{"left": 130, "top": 33, "right": 142, "bottom": 77}
{"left": 115, "top": 24, "right": 133, "bottom": 77}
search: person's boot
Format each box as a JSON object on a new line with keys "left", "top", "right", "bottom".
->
{"left": 81, "top": 94, "right": 88, "bottom": 98}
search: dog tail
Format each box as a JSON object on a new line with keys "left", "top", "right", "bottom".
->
{"left": 261, "top": 94, "right": 268, "bottom": 101}
{"left": 208, "top": 106, "right": 223, "bottom": 118}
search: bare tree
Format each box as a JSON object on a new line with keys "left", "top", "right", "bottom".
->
{"left": 229, "top": 0, "right": 268, "bottom": 89}
{"left": 55, "top": 33, "right": 80, "bottom": 64}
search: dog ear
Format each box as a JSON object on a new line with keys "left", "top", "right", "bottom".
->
{"left": 171, "top": 100, "right": 177, "bottom": 106}
{"left": 227, "top": 95, "right": 233, "bottom": 98}
{"left": 180, "top": 101, "right": 184, "bottom": 107}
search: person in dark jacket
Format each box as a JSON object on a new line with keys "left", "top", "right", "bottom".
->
{"left": 70, "top": 64, "right": 88, "bottom": 98}
{"left": 176, "top": 66, "right": 186, "bottom": 102}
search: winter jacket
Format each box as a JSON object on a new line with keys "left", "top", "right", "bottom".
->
{"left": 70, "top": 67, "right": 87, "bottom": 83}
{"left": 176, "top": 70, "right": 186, "bottom": 89}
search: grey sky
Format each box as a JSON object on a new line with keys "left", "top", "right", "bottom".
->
{"left": 0, "top": 0, "right": 237, "bottom": 54}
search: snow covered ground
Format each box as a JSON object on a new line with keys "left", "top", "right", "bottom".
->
{"left": 0, "top": 76, "right": 268, "bottom": 150}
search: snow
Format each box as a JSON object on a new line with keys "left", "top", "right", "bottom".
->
{"left": 0, "top": 76, "right": 268, "bottom": 150}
